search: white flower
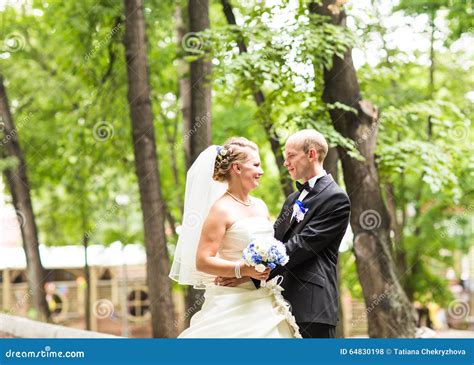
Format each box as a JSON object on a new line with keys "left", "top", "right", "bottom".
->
{"left": 255, "top": 264, "right": 267, "bottom": 273}
{"left": 295, "top": 211, "right": 306, "bottom": 222}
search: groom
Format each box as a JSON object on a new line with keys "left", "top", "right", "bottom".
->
{"left": 217, "top": 129, "right": 350, "bottom": 338}
{"left": 266, "top": 129, "right": 351, "bottom": 338}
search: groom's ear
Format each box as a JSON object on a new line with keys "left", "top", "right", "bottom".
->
{"left": 308, "top": 148, "right": 318, "bottom": 161}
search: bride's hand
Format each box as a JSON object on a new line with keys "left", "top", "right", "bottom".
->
{"left": 241, "top": 264, "right": 271, "bottom": 281}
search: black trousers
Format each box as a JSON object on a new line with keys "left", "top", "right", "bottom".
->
{"left": 297, "top": 322, "right": 336, "bottom": 338}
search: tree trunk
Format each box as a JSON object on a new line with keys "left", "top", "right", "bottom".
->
{"left": 83, "top": 233, "right": 91, "bottom": 330}
{"left": 427, "top": 11, "right": 436, "bottom": 139}
{"left": 175, "top": 3, "right": 193, "bottom": 171}
{"left": 324, "top": 148, "right": 345, "bottom": 338}
{"left": 323, "top": 146, "right": 339, "bottom": 182}
{"left": 385, "top": 181, "right": 407, "bottom": 278}
{"left": 310, "top": 1, "right": 416, "bottom": 337}
{"left": 160, "top": 110, "right": 180, "bottom": 187}
{"left": 123, "top": 0, "right": 175, "bottom": 338}
{"left": 181, "top": 0, "right": 214, "bottom": 328}
{"left": 0, "top": 76, "right": 51, "bottom": 322}
{"left": 188, "top": 0, "right": 212, "bottom": 161}
{"left": 220, "top": 0, "right": 293, "bottom": 197}
{"left": 77, "top": 125, "right": 92, "bottom": 331}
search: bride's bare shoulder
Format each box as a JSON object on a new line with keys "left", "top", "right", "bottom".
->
{"left": 207, "top": 195, "right": 232, "bottom": 220}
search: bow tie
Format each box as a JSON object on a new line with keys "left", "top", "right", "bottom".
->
{"left": 296, "top": 181, "right": 310, "bottom": 192}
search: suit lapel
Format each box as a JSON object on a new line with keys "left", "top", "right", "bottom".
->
{"left": 281, "top": 174, "right": 335, "bottom": 239}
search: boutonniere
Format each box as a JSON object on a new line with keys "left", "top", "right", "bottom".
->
{"left": 293, "top": 199, "right": 308, "bottom": 222}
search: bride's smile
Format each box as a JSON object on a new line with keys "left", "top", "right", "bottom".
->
{"left": 229, "top": 149, "right": 264, "bottom": 190}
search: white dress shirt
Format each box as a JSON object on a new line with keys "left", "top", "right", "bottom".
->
{"left": 291, "top": 169, "right": 327, "bottom": 221}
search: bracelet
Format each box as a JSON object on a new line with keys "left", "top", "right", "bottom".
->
{"left": 235, "top": 262, "right": 242, "bottom": 279}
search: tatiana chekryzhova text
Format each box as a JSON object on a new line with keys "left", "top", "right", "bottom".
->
{"left": 393, "top": 348, "right": 467, "bottom": 356}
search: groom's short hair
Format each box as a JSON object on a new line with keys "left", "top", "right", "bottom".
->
{"left": 290, "top": 129, "right": 328, "bottom": 163}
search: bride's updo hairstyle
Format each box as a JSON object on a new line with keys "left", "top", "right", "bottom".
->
{"left": 213, "top": 137, "right": 258, "bottom": 182}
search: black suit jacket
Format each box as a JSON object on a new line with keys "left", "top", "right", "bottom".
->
{"left": 265, "top": 174, "right": 350, "bottom": 325}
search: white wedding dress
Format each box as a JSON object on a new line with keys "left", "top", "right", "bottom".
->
{"left": 178, "top": 216, "right": 301, "bottom": 338}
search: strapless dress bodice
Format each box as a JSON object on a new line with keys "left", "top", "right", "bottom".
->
{"left": 217, "top": 216, "right": 274, "bottom": 261}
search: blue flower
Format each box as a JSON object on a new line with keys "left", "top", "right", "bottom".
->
{"left": 295, "top": 199, "right": 308, "bottom": 213}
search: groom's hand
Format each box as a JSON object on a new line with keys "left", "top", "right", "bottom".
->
{"left": 215, "top": 276, "right": 250, "bottom": 287}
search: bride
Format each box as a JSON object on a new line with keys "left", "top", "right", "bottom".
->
{"left": 169, "top": 137, "right": 301, "bottom": 338}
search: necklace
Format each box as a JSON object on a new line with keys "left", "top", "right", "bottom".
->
{"left": 226, "top": 190, "right": 252, "bottom": 206}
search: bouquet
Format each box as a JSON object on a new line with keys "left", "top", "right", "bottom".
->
{"left": 242, "top": 237, "right": 289, "bottom": 287}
